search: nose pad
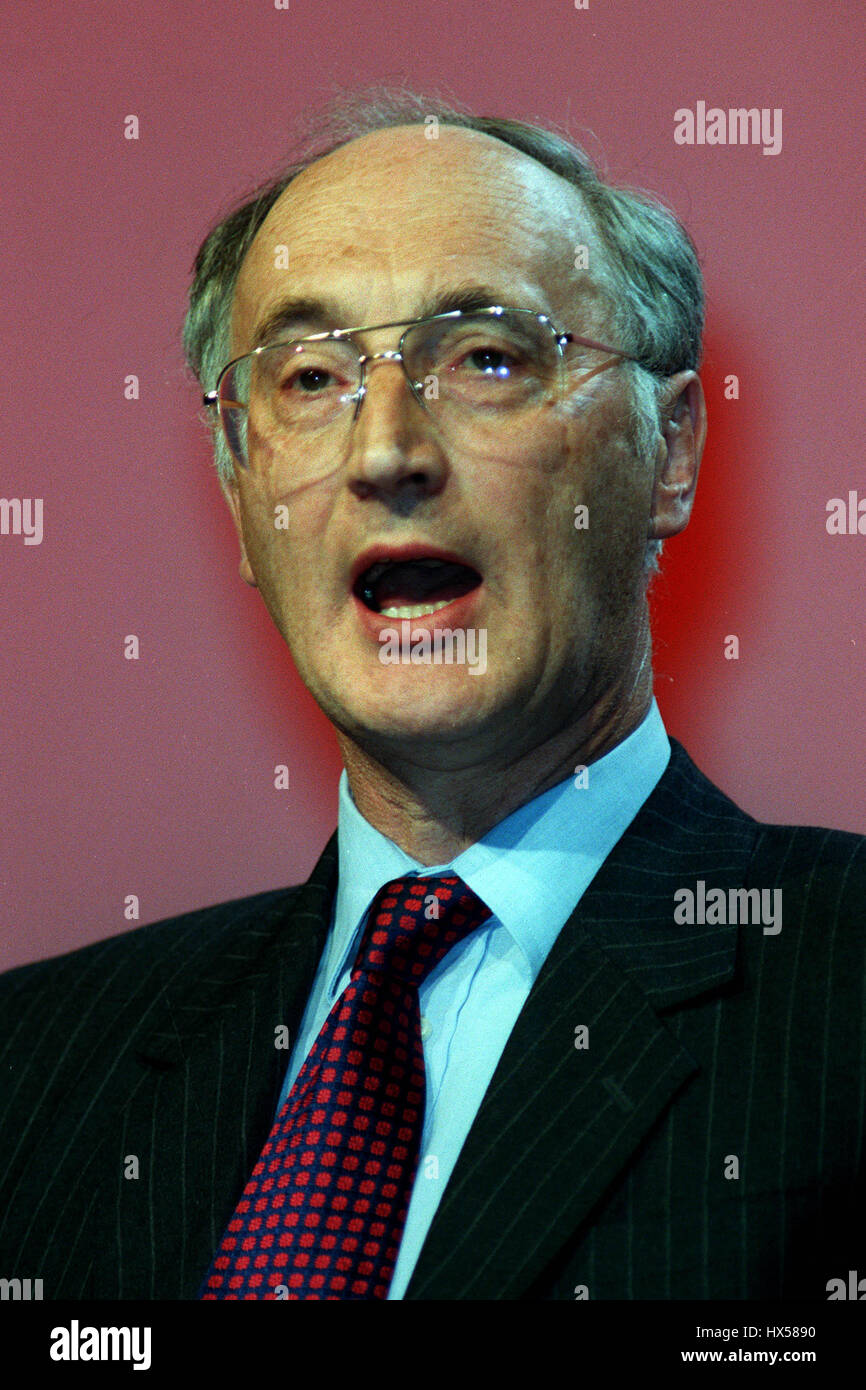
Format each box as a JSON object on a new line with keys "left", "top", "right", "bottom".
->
{"left": 352, "top": 350, "right": 430, "bottom": 423}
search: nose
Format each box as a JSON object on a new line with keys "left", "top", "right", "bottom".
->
{"left": 345, "top": 350, "right": 449, "bottom": 502}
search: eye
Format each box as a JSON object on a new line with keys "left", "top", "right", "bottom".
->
{"left": 264, "top": 341, "right": 356, "bottom": 397}
{"left": 284, "top": 366, "right": 334, "bottom": 393}
{"left": 463, "top": 346, "right": 517, "bottom": 376}
{"left": 443, "top": 337, "right": 530, "bottom": 378}
{"left": 276, "top": 359, "right": 356, "bottom": 395}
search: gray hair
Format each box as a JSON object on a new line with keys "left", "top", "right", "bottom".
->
{"left": 183, "top": 85, "right": 704, "bottom": 569}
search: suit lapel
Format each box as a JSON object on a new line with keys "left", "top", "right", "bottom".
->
{"left": 404, "top": 741, "right": 760, "bottom": 1299}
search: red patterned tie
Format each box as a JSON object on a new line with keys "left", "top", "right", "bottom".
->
{"left": 201, "top": 874, "right": 491, "bottom": 1299}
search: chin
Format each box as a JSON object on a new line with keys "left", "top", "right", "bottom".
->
{"left": 336, "top": 681, "right": 500, "bottom": 748}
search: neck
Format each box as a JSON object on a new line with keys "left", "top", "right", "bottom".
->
{"left": 337, "top": 653, "right": 654, "bottom": 866}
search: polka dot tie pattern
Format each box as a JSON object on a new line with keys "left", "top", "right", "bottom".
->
{"left": 200, "top": 874, "right": 491, "bottom": 1299}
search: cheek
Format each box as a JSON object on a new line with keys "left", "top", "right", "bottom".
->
{"left": 236, "top": 478, "right": 338, "bottom": 623}
{"left": 451, "top": 406, "right": 631, "bottom": 615}
{"left": 560, "top": 389, "right": 651, "bottom": 532}
{"left": 531, "top": 395, "right": 652, "bottom": 616}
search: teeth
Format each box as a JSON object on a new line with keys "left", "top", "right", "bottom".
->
{"left": 379, "top": 600, "right": 454, "bottom": 619}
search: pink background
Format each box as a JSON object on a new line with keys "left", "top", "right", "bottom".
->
{"left": 2, "top": 0, "right": 864, "bottom": 971}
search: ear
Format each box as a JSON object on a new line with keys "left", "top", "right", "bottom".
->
{"left": 648, "top": 371, "right": 707, "bottom": 539}
{"left": 220, "top": 476, "right": 258, "bottom": 588}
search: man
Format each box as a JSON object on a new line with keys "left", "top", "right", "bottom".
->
{"left": 1, "top": 89, "right": 863, "bottom": 1302}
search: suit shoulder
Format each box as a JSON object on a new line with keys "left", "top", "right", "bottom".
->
{"left": 0, "top": 882, "right": 307, "bottom": 1007}
{"left": 744, "top": 821, "right": 866, "bottom": 955}
{"left": 749, "top": 819, "right": 866, "bottom": 887}
{"left": 0, "top": 876, "right": 329, "bottom": 1155}
{"left": 662, "top": 743, "right": 865, "bottom": 941}
{"left": 669, "top": 741, "right": 865, "bottom": 878}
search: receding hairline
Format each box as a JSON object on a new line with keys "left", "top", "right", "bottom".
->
{"left": 287, "top": 119, "right": 588, "bottom": 190}
{"left": 232, "top": 120, "right": 612, "bottom": 342}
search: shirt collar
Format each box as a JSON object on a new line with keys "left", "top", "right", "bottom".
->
{"left": 326, "top": 698, "right": 670, "bottom": 995}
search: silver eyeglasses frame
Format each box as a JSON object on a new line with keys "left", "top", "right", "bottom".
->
{"left": 202, "top": 304, "right": 640, "bottom": 468}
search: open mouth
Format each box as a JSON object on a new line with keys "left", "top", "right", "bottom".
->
{"left": 353, "top": 556, "right": 483, "bottom": 619}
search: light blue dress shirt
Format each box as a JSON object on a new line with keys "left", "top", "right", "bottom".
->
{"left": 277, "top": 698, "right": 670, "bottom": 1298}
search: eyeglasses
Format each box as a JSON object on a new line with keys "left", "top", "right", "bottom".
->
{"left": 203, "top": 305, "right": 639, "bottom": 472}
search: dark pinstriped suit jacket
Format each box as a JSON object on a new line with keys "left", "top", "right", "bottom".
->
{"left": 1, "top": 739, "right": 864, "bottom": 1300}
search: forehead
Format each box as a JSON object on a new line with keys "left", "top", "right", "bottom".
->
{"left": 231, "top": 124, "right": 611, "bottom": 349}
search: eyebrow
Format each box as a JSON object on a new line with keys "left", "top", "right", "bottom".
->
{"left": 247, "top": 282, "right": 541, "bottom": 351}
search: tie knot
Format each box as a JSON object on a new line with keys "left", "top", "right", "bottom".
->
{"left": 355, "top": 875, "right": 491, "bottom": 987}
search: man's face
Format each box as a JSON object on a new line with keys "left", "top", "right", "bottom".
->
{"left": 224, "top": 125, "right": 662, "bottom": 772}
